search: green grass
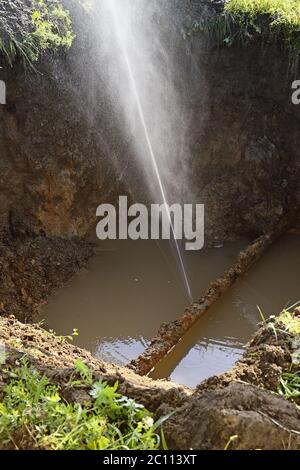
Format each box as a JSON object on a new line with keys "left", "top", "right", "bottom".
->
{"left": 0, "top": 0, "right": 74, "bottom": 67}
{"left": 256, "top": 303, "right": 300, "bottom": 335}
{"left": 0, "top": 357, "right": 168, "bottom": 450}
{"left": 278, "top": 372, "right": 300, "bottom": 407}
{"left": 255, "top": 305, "right": 300, "bottom": 408}
{"left": 271, "top": 306, "right": 300, "bottom": 408}
{"left": 190, "top": 0, "right": 300, "bottom": 67}
{"left": 277, "top": 308, "right": 300, "bottom": 335}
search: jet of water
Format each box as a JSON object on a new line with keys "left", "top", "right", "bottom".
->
{"left": 104, "top": 0, "right": 193, "bottom": 302}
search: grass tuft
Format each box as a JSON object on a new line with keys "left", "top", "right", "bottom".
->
{"left": 0, "top": 357, "right": 168, "bottom": 450}
{"left": 190, "top": 0, "right": 300, "bottom": 69}
{"left": 0, "top": 0, "right": 75, "bottom": 67}
{"left": 278, "top": 371, "right": 300, "bottom": 407}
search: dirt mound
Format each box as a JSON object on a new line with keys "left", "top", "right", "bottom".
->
{"left": 160, "top": 381, "right": 300, "bottom": 450}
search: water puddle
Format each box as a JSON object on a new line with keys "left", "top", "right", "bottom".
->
{"left": 42, "top": 234, "right": 300, "bottom": 387}
{"left": 151, "top": 234, "right": 300, "bottom": 387}
{"left": 41, "top": 239, "right": 246, "bottom": 366}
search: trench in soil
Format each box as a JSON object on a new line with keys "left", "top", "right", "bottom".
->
{"left": 41, "top": 234, "right": 300, "bottom": 387}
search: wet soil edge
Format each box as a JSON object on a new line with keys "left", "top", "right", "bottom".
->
{"left": 0, "top": 314, "right": 300, "bottom": 450}
{"left": 0, "top": 230, "right": 95, "bottom": 322}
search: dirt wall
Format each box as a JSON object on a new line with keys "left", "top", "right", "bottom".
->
{"left": 0, "top": 1, "right": 299, "bottom": 243}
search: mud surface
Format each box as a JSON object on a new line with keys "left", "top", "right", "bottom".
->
{"left": 0, "top": 231, "right": 94, "bottom": 322}
{"left": 0, "top": 315, "right": 300, "bottom": 450}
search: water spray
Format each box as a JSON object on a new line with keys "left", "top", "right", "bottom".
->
{"left": 106, "top": 0, "right": 193, "bottom": 302}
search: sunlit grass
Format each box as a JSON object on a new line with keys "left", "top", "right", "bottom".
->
{"left": 277, "top": 308, "right": 300, "bottom": 335}
{"left": 191, "top": 0, "right": 300, "bottom": 67}
{"left": 0, "top": 0, "right": 74, "bottom": 67}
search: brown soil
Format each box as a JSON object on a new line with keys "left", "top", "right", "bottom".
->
{"left": 0, "top": 316, "right": 190, "bottom": 413}
{"left": 0, "top": 230, "right": 94, "bottom": 322}
{"left": 0, "top": 0, "right": 299, "bottom": 452}
{"left": 160, "top": 320, "right": 300, "bottom": 449}
{"left": 1, "top": 315, "right": 299, "bottom": 450}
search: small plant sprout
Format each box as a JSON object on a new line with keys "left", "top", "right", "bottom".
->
{"left": 48, "top": 327, "right": 79, "bottom": 344}
{"left": 74, "top": 359, "right": 93, "bottom": 386}
{"left": 257, "top": 305, "right": 267, "bottom": 324}
{"left": 278, "top": 372, "right": 300, "bottom": 408}
{"left": 257, "top": 306, "right": 278, "bottom": 341}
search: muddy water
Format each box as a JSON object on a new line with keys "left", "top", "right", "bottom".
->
{"left": 41, "top": 239, "right": 246, "bottom": 366}
{"left": 151, "top": 234, "right": 300, "bottom": 387}
{"left": 42, "top": 234, "right": 300, "bottom": 387}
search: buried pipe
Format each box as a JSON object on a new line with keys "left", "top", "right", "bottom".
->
{"left": 128, "top": 217, "right": 293, "bottom": 376}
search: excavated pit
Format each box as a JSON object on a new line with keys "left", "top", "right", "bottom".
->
{"left": 151, "top": 233, "right": 300, "bottom": 386}
{"left": 1, "top": 0, "right": 300, "bottom": 450}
